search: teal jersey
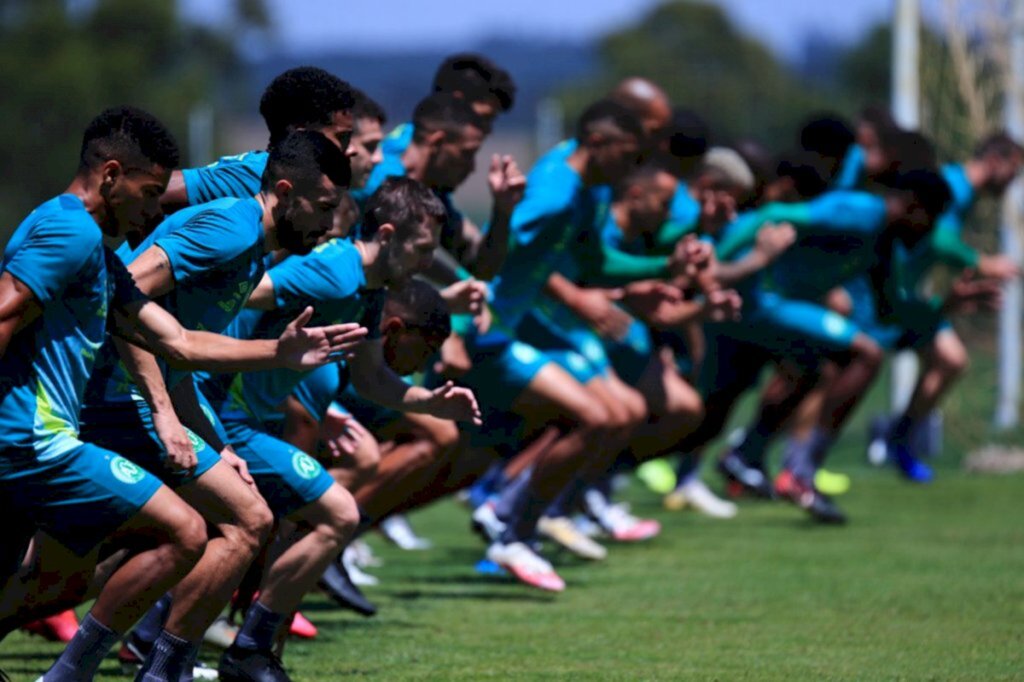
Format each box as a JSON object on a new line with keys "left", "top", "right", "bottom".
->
{"left": 0, "top": 195, "right": 142, "bottom": 460}
{"left": 218, "top": 238, "right": 386, "bottom": 424}
{"left": 181, "top": 150, "right": 268, "bottom": 205}
{"left": 379, "top": 122, "right": 414, "bottom": 159}
{"left": 717, "top": 191, "right": 888, "bottom": 301}
{"left": 832, "top": 143, "right": 866, "bottom": 190}
{"left": 86, "top": 198, "right": 267, "bottom": 407}
{"left": 669, "top": 182, "right": 700, "bottom": 231}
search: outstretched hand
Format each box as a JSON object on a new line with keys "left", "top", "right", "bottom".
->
{"left": 278, "top": 307, "right": 368, "bottom": 370}
{"left": 441, "top": 279, "right": 492, "bottom": 332}
{"left": 489, "top": 154, "right": 526, "bottom": 215}
{"left": 944, "top": 270, "right": 1004, "bottom": 314}
{"left": 422, "top": 380, "right": 482, "bottom": 425}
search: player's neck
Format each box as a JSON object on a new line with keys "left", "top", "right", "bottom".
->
{"left": 611, "top": 203, "right": 632, "bottom": 237}
{"left": 64, "top": 173, "right": 110, "bottom": 233}
{"left": 355, "top": 239, "right": 386, "bottom": 289}
{"left": 964, "top": 159, "right": 988, "bottom": 189}
{"left": 256, "top": 192, "right": 281, "bottom": 253}
{"left": 401, "top": 143, "right": 430, "bottom": 184}
{"left": 567, "top": 147, "right": 593, "bottom": 185}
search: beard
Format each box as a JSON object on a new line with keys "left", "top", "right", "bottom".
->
{"left": 275, "top": 204, "right": 320, "bottom": 255}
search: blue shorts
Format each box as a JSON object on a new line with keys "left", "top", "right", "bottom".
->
{"left": 80, "top": 398, "right": 221, "bottom": 487}
{"left": 463, "top": 330, "right": 553, "bottom": 413}
{"left": 844, "top": 278, "right": 947, "bottom": 351}
{"left": 222, "top": 419, "right": 335, "bottom": 518}
{"left": 516, "top": 311, "right": 610, "bottom": 384}
{"left": 605, "top": 320, "right": 654, "bottom": 385}
{"left": 735, "top": 292, "right": 861, "bottom": 362}
{"left": 332, "top": 385, "right": 401, "bottom": 434}
{"left": 698, "top": 326, "right": 776, "bottom": 398}
{"left": 0, "top": 440, "right": 162, "bottom": 556}
{"left": 292, "top": 363, "right": 345, "bottom": 425}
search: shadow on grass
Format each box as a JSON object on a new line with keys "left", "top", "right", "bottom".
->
{"left": 384, "top": 588, "right": 555, "bottom": 604}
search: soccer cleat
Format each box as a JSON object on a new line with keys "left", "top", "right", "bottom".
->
{"left": 378, "top": 514, "right": 432, "bottom": 551}
{"left": 717, "top": 450, "right": 774, "bottom": 499}
{"left": 537, "top": 516, "right": 607, "bottom": 560}
{"left": 347, "top": 538, "right": 383, "bottom": 568}
{"left": 470, "top": 500, "right": 506, "bottom": 544}
{"left": 341, "top": 545, "right": 379, "bottom": 587}
{"left": 814, "top": 468, "right": 851, "bottom": 496}
{"left": 203, "top": 615, "right": 238, "bottom": 649}
{"left": 288, "top": 612, "right": 317, "bottom": 640}
{"left": 636, "top": 459, "right": 677, "bottom": 494}
{"left": 890, "top": 442, "right": 934, "bottom": 483}
{"left": 867, "top": 414, "right": 892, "bottom": 466}
{"left": 664, "top": 479, "right": 738, "bottom": 518}
{"left": 318, "top": 561, "right": 377, "bottom": 617}
{"left": 583, "top": 490, "right": 660, "bottom": 542}
{"left": 21, "top": 609, "right": 79, "bottom": 643}
{"left": 775, "top": 469, "right": 847, "bottom": 524}
{"left": 218, "top": 645, "right": 292, "bottom": 682}
{"left": 486, "top": 542, "right": 565, "bottom": 592}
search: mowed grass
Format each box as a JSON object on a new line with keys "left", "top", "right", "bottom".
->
{"left": 4, "top": 354, "right": 1024, "bottom": 680}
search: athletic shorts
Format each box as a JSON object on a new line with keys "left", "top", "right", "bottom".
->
{"left": 516, "top": 311, "right": 610, "bottom": 384}
{"left": 0, "top": 440, "right": 162, "bottom": 556}
{"left": 462, "top": 330, "right": 554, "bottom": 413}
{"left": 222, "top": 418, "right": 334, "bottom": 518}
{"left": 698, "top": 326, "right": 776, "bottom": 398}
{"left": 79, "top": 398, "right": 221, "bottom": 487}
{"left": 291, "top": 363, "right": 345, "bottom": 425}
{"left": 605, "top": 320, "right": 655, "bottom": 385}
{"left": 735, "top": 291, "right": 862, "bottom": 362}
{"left": 844, "top": 278, "right": 947, "bottom": 352}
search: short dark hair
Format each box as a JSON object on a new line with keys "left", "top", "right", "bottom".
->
{"left": 879, "top": 167, "right": 953, "bottom": 218}
{"left": 776, "top": 150, "right": 832, "bottom": 199}
{"left": 361, "top": 176, "right": 447, "bottom": 240}
{"left": 79, "top": 106, "right": 179, "bottom": 171}
{"left": 351, "top": 88, "right": 387, "bottom": 127}
{"left": 411, "top": 93, "right": 485, "bottom": 144}
{"left": 799, "top": 114, "right": 855, "bottom": 160}
{"left": 261, "top": 130, "right": 351, "bottom": 192}
{"left": 575, "top": 99, "right": 644, "bottom": 145}
{"left": 433, "top": 53, "right": 516, "bottom": 112}
{"left": 614, "top": 163, "right": 671, "bottom": 201}
{"left": 975, "top": 131, "right": 1024, "bottom": 159}
{"left": 385, "top": 279, "right": 451, "bottom": 340}
{"left": 260, "top": 66, "right": 356, "bottom": 147}
{"left": 664, "top": 108, "right": 710, "bottom": 161}
{"left": 882, "top": 130, "right": 937, "bottom": 172}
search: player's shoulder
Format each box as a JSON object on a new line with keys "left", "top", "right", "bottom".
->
{"left": 24, "top": 195, "right": 103, "bottom": 250}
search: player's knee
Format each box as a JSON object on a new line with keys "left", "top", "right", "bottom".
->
{"left": 319, "top": 487, "right": 359, "bottom": 547}
{"left": 574, "top": 400, "right": 611, "bottom": 432}
{"left": 424, "top": 419, "right": 460, "bottom": 452}
{"left": 938, "top": 342, "right": 969, "bottom": 378}
{"left": 237, "top": 499, "right": 274, "bottom": 555}
{"left": 854, "top": 338, "right": 884, "bottom": 369}
{"left": 173, "top": 508, "right": 209, "bottom": 568}
{"left": 353, "top": 434, "right": 381, "bottom": 479}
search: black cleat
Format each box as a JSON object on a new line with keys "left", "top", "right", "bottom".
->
{"left": 219, "top": 644, "right": 292, "bottom": 682}
{"left": 717, "top": 450, "right": 774, "bottom": 499}
{"left": 778, "top": 474, "right": 847, "bottom": 525}
{"left": 318, "top": 561, "right": 377, "bottom": 617}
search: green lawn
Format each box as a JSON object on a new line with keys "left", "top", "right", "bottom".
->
{"left": 4, "top": 355, "right": 1024, "bottom": 680}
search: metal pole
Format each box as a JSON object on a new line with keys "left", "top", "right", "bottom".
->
{"left": 890, "top": 0, "right": 921, "bottom": 413}
{"left": 995, "top": 0, "right": 1024, "bottom": 430}
{"left": 188, "top": 104, "right": 214, "bottom": 167}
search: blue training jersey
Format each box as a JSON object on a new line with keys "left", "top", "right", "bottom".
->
{"left": 215, "top": 238, "right": 387, "bottom": 424}
{"left": 0, "top": 195, "right": 142, "bottom": 460}
{"left": 86, "top": 198, "right": 267, "bottom": 406}
{"left": 832, "top": 144, "right": 866, "bottom": 190}
{"left": 181, "top": 150, "right": 269, "bottom": 206}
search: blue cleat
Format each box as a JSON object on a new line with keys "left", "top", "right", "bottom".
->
{"left": 475, "top": 558, "right": 508, "bottom": 576}
{"left": 890, "top": 442, "right": 934, "bottom": 483}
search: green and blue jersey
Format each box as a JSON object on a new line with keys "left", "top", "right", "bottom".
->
{"left": 181, "top": 150, "right": 269, "bottom": 206}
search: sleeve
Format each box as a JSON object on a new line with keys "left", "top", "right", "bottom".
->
{"left": 930, "top": 213, "right": 980, "bottom": 270}
{"left": 154, "top": 211, "right": 247, "bottom": 285}
{"left": 508, "top": 179, "right": 575, "bottom": 250}
{"left": 714, "top": 210, "right": 784, "bottom": 262}
{"left": 650, "top": 219, "right": 697, "bottom": 254}
{"left": 181, "top": 154, "right": 263, "bottom": 205}
{"left": 804, "top": 193, "right": 887, "bottom": 235}
{"left": 105, "top": 248, "right": 149, "bottom": 309}
{"left": 269, "top": 246, "right": 361, "bottom": 312}
{"left": 5, "top": 215, "right": 99, "bottom": 305}
{"left": 573, "top": 229, "right": 670, "bottom": 286}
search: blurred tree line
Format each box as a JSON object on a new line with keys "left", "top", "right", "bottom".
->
{"left": 0, "top": 0, "right": 267, "bottom": 243}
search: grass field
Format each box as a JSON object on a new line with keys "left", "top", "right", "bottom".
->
{"left": 3, "top": 356, "right": 1024, "bottom": 681}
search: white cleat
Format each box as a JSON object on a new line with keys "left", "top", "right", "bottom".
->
{"left": 486, "top": 541, "right": 565, "bottom": 592}
{"left": 470, "top": 501, "right": 506, "bottom": 543}
{"left": 584, "top": 491, "right": 661, "bottom": 542}
{"left": 379, "top": 514, "right": 433, "bottom": 550}
{"left": 342, "top": 544, "right": 379, "bottom": 586}
{"left": 665, "top": 479, "right": 738, "bottom": 518}
{"left": 537, "top": 516, "right": 607, "bottom": 560}
{"left": 348, "top": 538, "right": 383, "bottom": 568}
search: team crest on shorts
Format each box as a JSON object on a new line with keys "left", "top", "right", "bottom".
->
{"left": 184, "top": 427, "right": 203, "bottom": 452}
{"left": 292, "top": 451, "right": 321, "bottom": 480}
{"left": 110, "top": 456, "right": 146, "bottom": 485}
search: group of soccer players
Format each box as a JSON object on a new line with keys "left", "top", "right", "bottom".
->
{"left": 0, "top": 53, "right": 1018, "bottom": 681}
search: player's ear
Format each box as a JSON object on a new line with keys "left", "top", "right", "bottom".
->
{"left": 426, "top": 129, "right": 446, "bottom": 150}
{"left": 273, "top": 178, "right": 294, "bottom": 201}
{"left": 381, "top": 316, "right": 405, "bottom": 335}
{"left": 101, "top": 159, "right": 123, "bottom": 187}
{"left": 377, "top": 222, "right": 395, "bottom": 245}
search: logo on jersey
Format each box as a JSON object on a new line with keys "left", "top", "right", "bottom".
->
{"left": 110, "top": 456, "right": 146, "bottom": 485}
{"left": 291, "top": 451, "right": 321, "bottom": 480}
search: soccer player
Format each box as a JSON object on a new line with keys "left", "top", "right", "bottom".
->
{"left": 202, "top": 177, "right": 479, "bottom": 680}
{"left": 79, "top": 130, "right": 361, "bottom": 680}
{"left": 381, "top": 52, "right": 517, "bottom": 156}
{"left": 0, "top": 107, "right": 354, "bottom": 681}
{"left": 161, "top": 66, "right": 357, "bottom": 211}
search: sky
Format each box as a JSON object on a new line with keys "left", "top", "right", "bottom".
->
{"left": 182, "top": 0, "right": 897, "bottom": 61}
